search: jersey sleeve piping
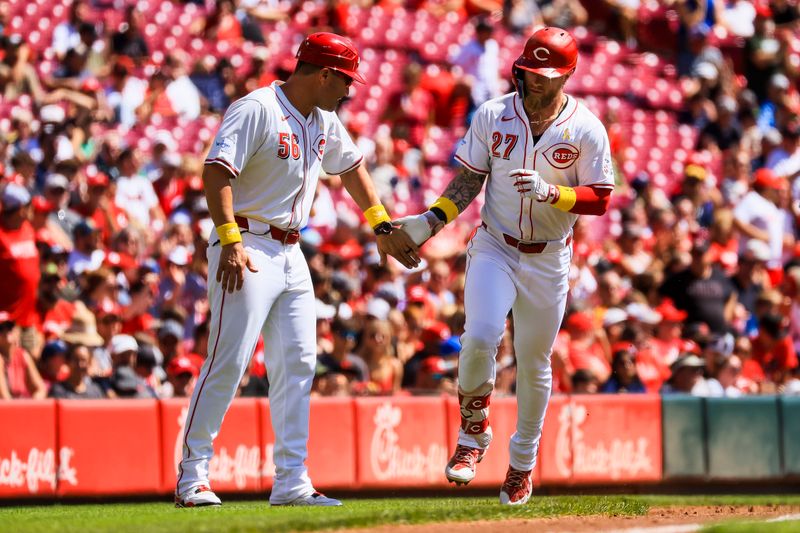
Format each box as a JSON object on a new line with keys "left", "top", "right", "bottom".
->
{"left": 328, "top": 155, "right": 364, "bottom": 176}
{"left": 454, "top": 154, "right": 490, "bottom": 175}
{"left": 204, "top": 158, "right": 240, "bottom": 178}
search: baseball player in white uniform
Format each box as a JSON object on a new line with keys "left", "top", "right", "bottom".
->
{"left": 396, "top": 27, "right": 614, "bottom": 505}
{"left": 175, "top": 33, "right": 420, "bottom": 508}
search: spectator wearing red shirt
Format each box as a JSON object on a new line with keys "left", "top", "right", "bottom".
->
{"left": 650, "top": 299, "right": 688, "bottom": 367}
{"left": 75, "top": 169, "right": 128, "bottom": 246}
{"left": 752, "top": 313, "right": 799, "bottom": 385}
{"left": 34, "top": 270, "right": 76, "bottom": 343}
{"left": 564, "top": 312, "right": 611, "bottom": 383}
{"left": 0, "top": 312, "right": 46, "bottom": 399}
{"left": 152, "top": 153, "right": 186, "bottom": 216}
{"left": 0, "top": 185, "right": 41, "bottom": 349}
{"left": 382, "top": 62, "right": 434, "bottom": 149}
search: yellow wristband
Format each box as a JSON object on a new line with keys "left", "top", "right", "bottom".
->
{"left": 216, "top": 222, "right": 242, "bottom": 246}
{"left": 364, "top": 205, "right": 391, "bottom": 228}
{"left": 429, "top": 197, "right": 459, "bottom": 224}
{"left": 553, "top": 186, "right": 577, "bottom": 212}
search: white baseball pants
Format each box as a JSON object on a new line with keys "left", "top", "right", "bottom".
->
{"left": 457, "top": 225, "right": 571, "bottom": 472}
{"left": 177, "top": 231, "right": 317, "bottom": 504}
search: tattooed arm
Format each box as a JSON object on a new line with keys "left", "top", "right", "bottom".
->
{"left": 393, "top": 166, "right": 488, "bottom": 245}
{"left": 440, "top": 166, "right": 489, "bottom": 214}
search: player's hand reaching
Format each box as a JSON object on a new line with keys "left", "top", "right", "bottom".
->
{"left": 217, "top": 242, "right": 259, "bottom": 293}
{"left": 376, "top": 230, "right": 421, "bottom": 269}
{"left": 393, "top": 211, "right": 445, "bottom": 246}
{"left": 510, "top": 169, "right": 557, "bottom": 203}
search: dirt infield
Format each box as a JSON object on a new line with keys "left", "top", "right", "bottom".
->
{"left": 355, "top": 505, "right": 800, "bottom": 532}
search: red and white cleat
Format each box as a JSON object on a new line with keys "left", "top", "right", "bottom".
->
{"left": 174, "top": 485, "right": 222, "bottom": 508}
{"left": 499, "top": 466, "right": 533, "bottom": 505}
{"left": 444, "top": 444, "right": 486, "bottom": 485}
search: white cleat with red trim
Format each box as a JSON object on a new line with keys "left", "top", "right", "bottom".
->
{"left": 175, "top": 485, "right": 222, "bottom": 508}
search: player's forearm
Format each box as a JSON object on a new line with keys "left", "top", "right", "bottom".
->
{"left": 202, "top": 164, "right": 237, "bottom": 227}
{"left": 441, "top": 166, "right": 488, "bottom": 214}
{"left": 339, "top": 164, "right": 382, "bottom": 212}
{"left": 549, "top": 185, "right": 612, "bottom": 216}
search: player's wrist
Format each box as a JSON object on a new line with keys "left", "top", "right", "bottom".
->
{"left": 364, "top": 204, "right": 392, "bottom": 230}
{"left": 216, "top": 222, "right": 242, "bottom": 246}
{"left": 423, "top": 210, "right": 445, "bottom": 236}
{"left": 550, "top": 185, "right": 577, "bottom": 212}
{"left": 429, "top": 197, "right": 459, "bottom": 224}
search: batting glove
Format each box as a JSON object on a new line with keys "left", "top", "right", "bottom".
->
{"left": 510, "top": 169, "right": 557, "bottom": 203}
{"left": 393, "top": 211, "right": 445, "bottom": 246}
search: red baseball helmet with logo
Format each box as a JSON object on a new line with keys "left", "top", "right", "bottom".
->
{"left": 295, "top": 32, "right": 366, "bottom": 84}
{"left": 513, "top": 26, "right": 578, "bottom": 79}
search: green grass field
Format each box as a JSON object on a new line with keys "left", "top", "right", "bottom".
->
{"left": 1, "top": 495, "right": 798, "bottom": 533}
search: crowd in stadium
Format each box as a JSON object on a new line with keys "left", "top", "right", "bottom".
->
{"left": 1, "top": 0, "right": 800, "bottom": 401}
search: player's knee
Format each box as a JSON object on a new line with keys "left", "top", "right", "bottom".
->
{"left": 460, "top": 327, "right": 502, "bottom": 361}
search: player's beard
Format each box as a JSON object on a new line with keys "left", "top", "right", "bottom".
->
{"left": 524, "top": 86, "right": 559, "bottom": 112}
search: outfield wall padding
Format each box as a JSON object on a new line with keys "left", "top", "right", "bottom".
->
{"left": 661, "top": 396, "right": 706, "bottom": 479}
{"left": 706, "top": 397, "right": 782, "bottom": 479}
{"left": 780, "top": 396, "right": 800, "bottom": 476}
{"left": 0, "top": 395, "right": 797, "bottom": 498}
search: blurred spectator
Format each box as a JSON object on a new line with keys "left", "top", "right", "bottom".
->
{"left": 109, "top": 334, "right": 156, "bottom": 398}
{"left": 319, "top": 318, "right": 369, "bottom": 383}
{"left": 110, "top": 6, "right": 149, "bottom": 61}
{"left": 67, "top": 221, "right": 104, "bottom": 278}
{"left": 0, "top": 35, "right": 46, "bottom": 104}
{"left": 660, "top": 239, "right": 736, "bottom": 334}
{"left": 563, "top": 312, "right": 611, "bottom": 384}
{"left": 51, "top": 0, "right": 89, "bottom": 60}
{"left": 661, "top": 353, "right": 708, "bottom": 395}
{"left": 571, "top": 368, "right": 599, "bottom": 394}
{"left": 382, "top": 63, "right": 434, "bottom": 149}
{"left": 114, "top": 149, "right": 165, "bottom": 230}
{"left": 450, "top": 17, "right": 501, "bottom": 115}
{"left": 706, "top": 353, "right": 745, "bottom": 397}
{"left": 48, "top": 342, "right": 106, "bottom": 399}
{"left": 752, "top": 312, "right": 799, "bottom": 385}
{"left": 38, "top": 339, "right": 69, "bottom": 390}
{"left": 733, "top": 168, "right": 785, "bottom": 278}
{"left": 601, "top": 345, "right": 646, "bottom": 393}
{"left": 164, "top": 53, "right": 202, "bottom": 121}
{"left": 730, "top": 240, "right": 770, "bottom": 317}
{"left": 162, "top": 354, "right": 199, "bottom": 398}
{"left": 745, "top": 6, "right": 782, "bottom": 104}
{"left": 355, "top": 319, "right": 403, "bottom": 395}
{"left": 0, "top": 312, "right": 46, "bottom": 399}
{"left": 0, "top": 185, "right": 41, "bottom": 354}
{"left": 604, "top": 0, "right": 639, "bottom": 49}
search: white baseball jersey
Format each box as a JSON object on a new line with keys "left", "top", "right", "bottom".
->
{"left": 205, "top": 81, "right": 363, "bottom": 231}
{"left": 455, "top": 92, "right": 614, "bottom": 241}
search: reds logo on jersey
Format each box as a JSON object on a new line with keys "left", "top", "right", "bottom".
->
{"left": 543, "top": 143, "right": 580, "bottom": 169}
{"left": 315, "top": 135, "right": 327, "bottom": 160}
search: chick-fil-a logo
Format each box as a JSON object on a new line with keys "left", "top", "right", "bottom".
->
{"left": 370, "top": 402, "right": 446, "bottom": 482}
{"left": 0, "top": 447, "right": 77, "bottom": 493}
{"left": 173, "top": 406, "right": 260, "bottom": 489}
{"left": 555, "top": 403, "right": 654, "bottom": 480}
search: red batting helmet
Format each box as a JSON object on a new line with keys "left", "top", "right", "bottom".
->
{"left": 513, "top": 27, "right": 578, "bottom": 79}
{"left": 296, "top": 32, "right": 366, "bottom": 84}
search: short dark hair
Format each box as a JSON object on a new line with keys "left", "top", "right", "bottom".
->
{"left": 294, "top": 61, "right": 322, "bottom": 76}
